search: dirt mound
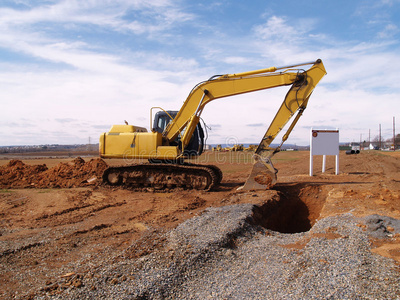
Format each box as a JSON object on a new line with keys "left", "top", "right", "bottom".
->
{"left": 0, "top": 159, "right": 48, "bottom": 187}
{"left": 0, "top": 157, "right": 108, "bottom": 188}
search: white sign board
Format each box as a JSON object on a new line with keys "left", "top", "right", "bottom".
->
{"left": 310, "top": 129, "right": 339, "bottom": 176}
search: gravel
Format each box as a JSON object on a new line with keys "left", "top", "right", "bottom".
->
{"left": 36, "top": 204, "right": 400, "bottom": 299}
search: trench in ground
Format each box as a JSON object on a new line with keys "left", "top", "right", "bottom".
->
{"left": 252, "top": 183, "right": 327, "bottom": 234}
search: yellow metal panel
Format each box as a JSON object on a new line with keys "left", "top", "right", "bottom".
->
{"left": 135, "top": 132, "right": 162, "bottom": 157}
{"left": 156, "top": 146, "right": 179, "bottom": 160}
{"left": 100, "top": 132, "right": 162, "bottom": 159}
{"left": 108, "top": 125, "right": 148, "bottom": 133}
{"left": 102, "top": 133, "right": 136, "bottom": 158}
{"left": 109, "top": 125, "right": 135, "bottom": 133}
{"left": 99, "top": 133, "right": 105, "bottom": 155}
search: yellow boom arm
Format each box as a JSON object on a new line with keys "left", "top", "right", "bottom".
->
{"left": 164, "top": 59, "right": 326, "bottom": 155}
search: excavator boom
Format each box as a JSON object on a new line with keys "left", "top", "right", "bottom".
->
{"left": 164, "top": 60, "right": 326, "bottom": 154}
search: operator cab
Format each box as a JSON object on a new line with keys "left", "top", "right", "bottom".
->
{"left": 152, "top": 110, "right": 204, "bottom": 157}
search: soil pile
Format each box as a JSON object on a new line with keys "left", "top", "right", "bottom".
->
{"left": 0, "top": 157, "right": 108, "bottom": 188}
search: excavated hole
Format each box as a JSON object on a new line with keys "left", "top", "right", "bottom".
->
{"left": 252, "top": 184, "right": 326, "bottom": 234}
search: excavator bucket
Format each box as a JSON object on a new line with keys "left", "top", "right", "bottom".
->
{"left": 241, "top": 154, "right": 277, "bottom": 190}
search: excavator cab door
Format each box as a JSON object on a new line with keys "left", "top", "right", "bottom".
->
{"left": 152, "top": 110, "right": 174, "bottom": 134}
{"left": 153, "top": 111, "right": 204, "bottom": 157}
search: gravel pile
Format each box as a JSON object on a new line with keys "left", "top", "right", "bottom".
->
{"left": 37, "top": 205, "right": 400, "bottom": 299}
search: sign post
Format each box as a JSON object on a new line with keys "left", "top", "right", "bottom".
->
{"left": 310, "top": 129, "right": 339, "bottom": 176}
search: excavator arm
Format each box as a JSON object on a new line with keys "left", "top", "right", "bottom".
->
{"left": 164, "top": 59, "right": 326, "bottom": 157}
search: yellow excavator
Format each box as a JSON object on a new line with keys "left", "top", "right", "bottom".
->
{"left": 100, "top": 59, "right": 326, "bottom": 191}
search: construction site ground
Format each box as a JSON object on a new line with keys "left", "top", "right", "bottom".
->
{"left": 1, "top": 150, "right": 400, "bottom": 299}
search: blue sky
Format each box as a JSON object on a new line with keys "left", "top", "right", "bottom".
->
{"left": 0, "top": 0, "right": 399, "bottom": 146}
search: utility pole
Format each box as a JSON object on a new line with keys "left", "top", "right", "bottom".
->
{"left": 369, "top": 129, "right": 371, "bottom": 149}
{"left": 394, "top": 116, "right": 396, "bottom": 151}
{"left": 379, "top": 124, "right": 382, "bottom": 150}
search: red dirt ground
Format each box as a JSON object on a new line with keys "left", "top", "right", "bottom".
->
{"left": 1, "top": 150, "right": 400, "bottom": 299}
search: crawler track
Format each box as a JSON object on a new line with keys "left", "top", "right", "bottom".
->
{"left": 102, "top": 163, "right": 222, "bottom": 191}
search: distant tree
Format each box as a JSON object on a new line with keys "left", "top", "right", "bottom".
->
{"left": 396, "top": 134, "right": 400, "bottom": 144}
{"left": 385, "top": 134, "right": 400, "bottom": 147}
{"left": 371, "top": 135, "right": 380, "bottom": 147}
{"left": 394, "top": 134, "right": 400, "bottom": 149}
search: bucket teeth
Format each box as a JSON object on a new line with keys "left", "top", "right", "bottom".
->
{"left": 241, "top": 155, "right": 277, "bottom": 190}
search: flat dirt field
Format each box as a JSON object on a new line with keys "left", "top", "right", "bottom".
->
{"left": 1, "top": 150, "right": 400, "bottom": 299}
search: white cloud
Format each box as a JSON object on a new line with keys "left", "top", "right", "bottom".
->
{"left": 251, "top": 16, "right": 323, "bottom": 65}
{"left": 253, "top": 16, "right": 312, "bottom": 41}
{"left": 377, "top": 23, "right": 399, "bottom": 38}
{"left": 222, "top": 56, "right": 251, "bottom": 65}
{"left": 0, "top": 0, "right": 194, "bottom": 35}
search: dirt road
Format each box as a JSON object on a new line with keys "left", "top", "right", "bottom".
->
{"left": 0, "top": 150, "right": 399, "bottom": 299}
